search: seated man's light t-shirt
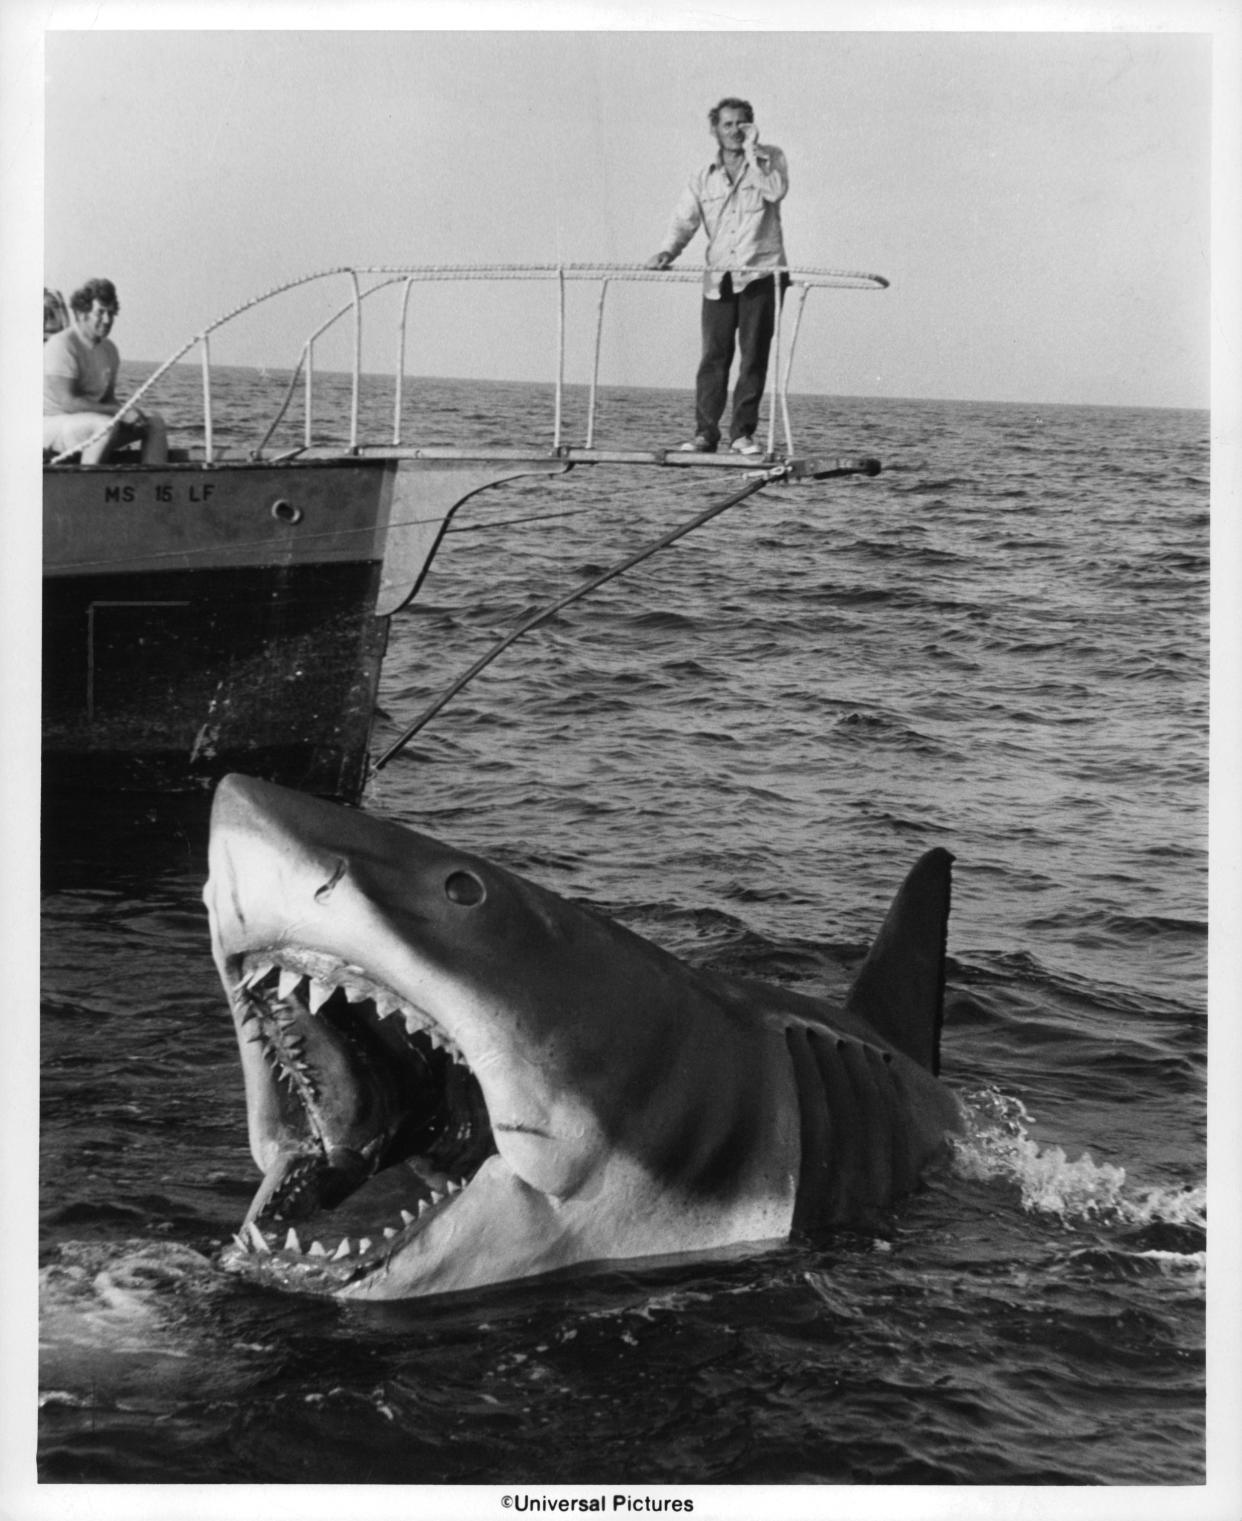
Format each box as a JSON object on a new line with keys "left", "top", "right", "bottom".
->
{"left": 43, "top": 325, "right": 122, "bottom": 455}
{"left": 44, "top": 326, "right": 120, "bottom": 411}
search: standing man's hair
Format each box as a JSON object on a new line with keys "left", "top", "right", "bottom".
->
{"left": 708, "top": 98, "right": 754, "bottom": 128}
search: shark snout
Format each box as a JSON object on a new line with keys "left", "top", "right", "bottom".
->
{"left": 205, "top": 775, "right": 364, "bottom": 954}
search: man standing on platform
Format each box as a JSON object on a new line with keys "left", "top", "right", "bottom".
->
{"left": 646, "top": 97, "right": 790, "bottom": 456}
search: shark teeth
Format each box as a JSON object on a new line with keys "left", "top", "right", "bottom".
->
{"left": 236, "top": 954, "right": 458, "bottom": 1057}
{"left": 241, "top": 961, "right": 276, "bottom": 990}
{"left": 234, "top": 1185, "right": 468, "bottom": 1276}
{"left": 307, "top": 978, "right": 335, "bottom": 1014}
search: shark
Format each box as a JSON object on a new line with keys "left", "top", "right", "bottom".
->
{"left": 205, "top": 774, "right": 963, "bottom": 1300}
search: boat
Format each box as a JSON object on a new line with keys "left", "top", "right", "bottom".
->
{"left": 43, "top": 264, "right": 888, "bottom": 802}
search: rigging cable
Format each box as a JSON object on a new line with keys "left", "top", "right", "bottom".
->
{"left": 370, "top": 457, "right": 878, "bottom": 775}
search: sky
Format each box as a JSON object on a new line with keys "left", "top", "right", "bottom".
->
{"left": 29, "top": 17, "right": 1220, "bottom": 410}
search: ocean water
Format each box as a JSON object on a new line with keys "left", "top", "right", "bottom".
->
{"left": 37, "top": 364, "right": 1208, "bottom": 1494}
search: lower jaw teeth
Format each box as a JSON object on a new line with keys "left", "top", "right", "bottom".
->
{"left": 244, "top": 1183, "right": 461, "bottom": 1264}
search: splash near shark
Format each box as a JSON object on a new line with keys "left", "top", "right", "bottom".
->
{"left": 205, "top": 774, "right": 964, "bottom": 1300}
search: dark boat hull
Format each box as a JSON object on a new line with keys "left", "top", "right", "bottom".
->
{"left": 43, "top": 453, "right": 572, "bottom": 801}
{"left": 43, "top": 457, "right": 402, "bottom": 801}
{"left": 43, "top": 558, "right": 389, "bottom": 799}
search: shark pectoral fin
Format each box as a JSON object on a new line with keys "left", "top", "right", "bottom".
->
{"left": 844, "top": 847, "right": 953, "bottom": 1076}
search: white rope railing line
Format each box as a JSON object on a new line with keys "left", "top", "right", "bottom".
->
{"left": 151, "top": 262, "right": 891, "bottom": 385}
{"left": 339, "top": 262, "right": 889, "bottom": 290}
{"left": 47, "top": 261, "right": 890, "bottom": 466}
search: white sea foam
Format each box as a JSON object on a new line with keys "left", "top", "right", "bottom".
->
{"left": 950, "top": 1087, "right": 1206, "bottom": 1230}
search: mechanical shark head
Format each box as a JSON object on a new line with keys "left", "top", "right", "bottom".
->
{"left": 205, "top": 775, "right": 962, "bottom": 1300}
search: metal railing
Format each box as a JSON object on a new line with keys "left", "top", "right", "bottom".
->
{"left": 49, "top": 263, "right": 889, "bottom": 466}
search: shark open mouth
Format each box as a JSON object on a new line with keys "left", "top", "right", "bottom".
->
{"left": 221, "top": 949, "right": 496, "bottom": 1293}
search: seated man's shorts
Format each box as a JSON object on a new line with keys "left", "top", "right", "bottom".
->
{"left": 43, "top": 411, "right": 115, "bottom": 457}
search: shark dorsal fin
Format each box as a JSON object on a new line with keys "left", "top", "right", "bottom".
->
{"left": 844, "top": 848, "right": 953, "bottom": 1075}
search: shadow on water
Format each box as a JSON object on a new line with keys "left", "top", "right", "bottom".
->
{"left": 41, "top": 787, "right": 215, "bottom": 893}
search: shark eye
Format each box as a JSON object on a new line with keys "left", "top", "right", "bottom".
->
{"left": 444, "top": 870, "right": 486, "bottom": 907}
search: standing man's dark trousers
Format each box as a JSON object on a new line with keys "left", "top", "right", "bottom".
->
{"left": 695, "top": 273, "right": 779, "bottom": 448}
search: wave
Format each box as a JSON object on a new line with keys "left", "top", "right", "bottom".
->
{"left": 1023, "top": 908, "right": 1207, "bottom": 942}
{"left": 625, "top": 609, "right": 703, "bottom": 632}
{"left": 1055, "top": 1245, "right": 1206, "bottom": 1293}
{"left": 832, "top": 711, "right": 944, "bottom": 753}
{"left": 890, "top": 476, "right": 974, "bottom": 495}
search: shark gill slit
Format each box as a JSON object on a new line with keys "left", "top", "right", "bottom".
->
{"left": 791, "top": 1027, "right": 870, "bottom": 1231}
{"left": 839, "top": 1039, "right": 894, "bottom": 1207}
{"left": 882, "top": 1052, "right": 924, "bottom": 1198}
{"left": 821, "top": 1033, "right": 871, "bottom": 1221}
{"left": 787, "top": 1025, "right": 832, "bottom": 1236}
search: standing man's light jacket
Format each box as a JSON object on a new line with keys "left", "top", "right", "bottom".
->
{"left": 657, "top": 143, "right": 790, "bottom": 298}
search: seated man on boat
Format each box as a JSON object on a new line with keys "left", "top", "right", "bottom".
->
{"left": 645, "top": 97, "right": 790, "bottom": 457}
{"left": 43, "top": 277, "right": 168, "bottom": 465}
